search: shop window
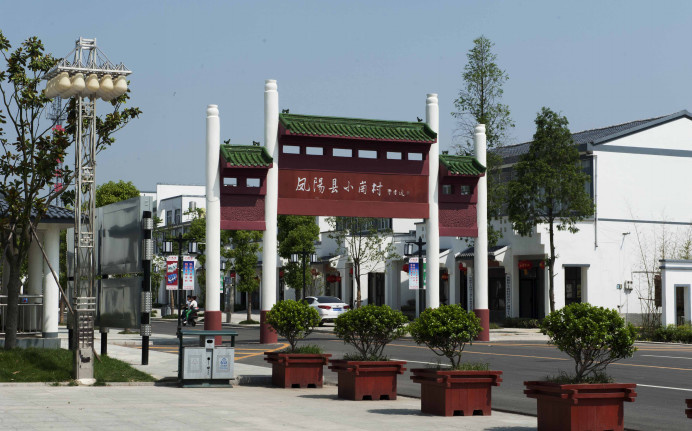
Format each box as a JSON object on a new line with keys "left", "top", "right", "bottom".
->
{"left": 442, "top": 184, "right": 452, "bottom": 195}
{"left": 460, "top": 185, "right": 471, "bottom": 195}
{"left": 565, "top": 267, "right": 582, "bottom": 305}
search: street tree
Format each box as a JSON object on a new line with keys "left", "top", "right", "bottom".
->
{"left": 228, "top": 229, "right": 262, "bottom": 322}
{"left": 507, "top": 107, "right": 594, "bottom": 312}
{"left": 327, "top": 217, "right": 398, "bottom": 308}
{"left": 277, "top": 215, "right": 319, "bottom": 299}
{"left": 0, "top": 32, "right": 140, "bottom": 348}
{"left": 95, "top": 180, "right": 140, "bottom": 207}
{"left": 452, "top": 36, "right": 514, "bottom": 246}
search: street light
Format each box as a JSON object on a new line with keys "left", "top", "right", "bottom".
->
{"left": 405, "top": 236, "right": 426, "bottom": 315}
{"left": 290, "top": 250, "right": 317, "bottom": 300}
{"left": 161, "top": 235, "right": 198, "bottom": 332}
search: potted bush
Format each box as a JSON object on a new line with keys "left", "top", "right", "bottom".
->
{"left": 328, "top": 304, "right": 408, "bottom": 400}
{"left": 263, "top": 300, "right": 330, "bottom": 388}
{"left": 524, "top": 303, "right": 638, "bottom": 431}
{"left": 408, "top": 304, "right": 502, "bottom": 416}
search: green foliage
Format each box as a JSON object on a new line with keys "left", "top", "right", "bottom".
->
{"left": 278, "top": 215, "right": 319, "bottom": 296}
{"left": 452, "top": 36, "right": 514, "bottom": 247}
{"left": 334, "top": 304, "right": 408, "bottom": 360}
{"left": 238, "top": 319, "right": 260, "bottom": 325}
{"left": 0, "top": 32, "right": 140, "bottom": 348}
{"left": 650, "top": 324, "right": 692, "bottom": 343}
{"left": 540, "top": 303, "right": 637, "bottom": 382}
{"left": 409, "top": 304, "right": 482, "bottom": 368}
{"left": 502, "top": 317, "right": 542, "bottom": 328}
{"left": 327, "top": 217, "right": 399, "bottom": 307}
{"left": 95, "top": 180, "right": 140, "bottom": 207}
{"left": 266, "top": 300, "right": 320, "bottom": 351}
{"left": 453, "top": 362, "right": 489, "bottom": 371}
{"left": 508, "top": 107, "right": 594, "bottom": 312}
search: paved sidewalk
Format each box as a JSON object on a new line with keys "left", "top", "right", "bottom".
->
{"left": 0, "top": 325, "right": 539, "bottom": 430}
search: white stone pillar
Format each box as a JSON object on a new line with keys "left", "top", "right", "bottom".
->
{"left": 204, "top": 104, "right": 222, "bottom": 333}
{"left": 28, "top": 232, "right": 44, "bottom": 296}
{"left": 474, "top": 124, "right": 489, "bottom": 341}
{"left": 425, "top": 93, "right": 440, "bottom": 310}
{"left": 261, "top": 79, "right": 279, "bottom": 343}
{"left": 43, "top": 226, "right": 60, "bottom": 337}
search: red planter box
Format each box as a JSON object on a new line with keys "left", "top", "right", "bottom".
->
{"left": 328, "top": 360, "right": 406, "bottom": 400}
{"left": 686, "top": 398, "right": 692, "bottom": 419}
{"left": 524, "top": 381, "right": 637, "bottom": 431}
{"left": 410, "top": 369, "right": 502, "bottom": 416}
{"left": 264, "top": 352, "right": 331, "bottom": 388}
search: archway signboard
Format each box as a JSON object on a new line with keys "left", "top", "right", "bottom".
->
{"left": 206, "top": 80, "right": 490, "bottom": 344}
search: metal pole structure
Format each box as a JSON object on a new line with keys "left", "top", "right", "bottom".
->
{"left": 44, "top": 37, "right": 132, "bottom": 384}
{"left": 417, "top": 237, "right": 425, "bottom": 314}
{"left": 425, "top": 93, "right": 440, "bottom": 310}
{"left": 474, "top": 124, "right": 490, "bottom": 341}
{"left": 141, "top": 211, "right": 153, "bottom": 365}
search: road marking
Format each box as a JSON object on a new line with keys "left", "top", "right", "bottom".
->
{"left": 640, "top": 355, "right": 692, "bottom": 360}
{"left": 637, "top": 384, "right": 692, "bottom": 392}
{"left": 390, "top": 359, "right": 451, "bottom": 367}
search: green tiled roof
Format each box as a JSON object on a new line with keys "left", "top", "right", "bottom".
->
{"left": 439, "top": 154, "right": 486, "bottom": 176}
{"left": 279, "top": 113, "right": 437, "bottom": 143}
{"left": 220, "top": 145, "right": 273, "bottom": 167}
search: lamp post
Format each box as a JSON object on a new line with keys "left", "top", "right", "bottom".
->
{"left": 290, "top": 250, "right": 317, "bottom": 300}
{"left": 43, "top": 37, "right": 131, "bottom": 383}
{"left": 162, "top": 235, "right": 198, "bottom": 332}
{"left": 405, "top": 236, "right": 426, "bottom": 316}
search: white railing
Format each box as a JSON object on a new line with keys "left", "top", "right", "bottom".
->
{"left": 0, "top": 295, "right": 44, "bottom": 335}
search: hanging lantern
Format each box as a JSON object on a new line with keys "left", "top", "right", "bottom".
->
{"left": 229, "top": 271, "right": 236, "bottom": 278}
{"left": 518, "top": 260, "right": 533, "bottom": 275}
{"left": 349, "top": 268, "right": 353, "bottom": 275}
{"left": 441, "top": 272, "right": 449, "bottom": 281}
{"left": 458, "top": 262, "right": 467, "bottom": 274}
{"left": 402, "top": 263, "right": 409, "bottom": 272}
{"left": 336, "top": 275, "right": 342, "bottom": 282}
{"left": 539, "top": 260, "right": 546, "bottom": 270}
{"left": 279, "top": 270, "right": 284, "bottom": 278}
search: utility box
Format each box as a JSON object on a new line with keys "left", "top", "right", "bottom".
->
{"left": 178, "top": 329, "right": 237, "bottom": 387}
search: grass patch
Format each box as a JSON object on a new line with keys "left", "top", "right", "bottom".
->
{"left": 545, "top": 371, "right": 613, "bottom": 384}
{"left": 162, "top": 314, "right": 178, "bottom": 319}
{"left": 118, "top": 329, "right": 138, "bottom": 335}
{"left": 238, "top": 319, "right": 260, "bottom": 325}
{"left": 282, "top": 344, "right": 323, "bottom": 354}
{"left": 0, "top": 348, "right": 155, "bottom": 384}
{"left": 342, "top": 353, "right": 389, "bottom": 361}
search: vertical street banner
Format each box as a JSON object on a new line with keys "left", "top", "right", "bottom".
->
{"left": 166, "top": 256, "right": 178, "bottom": 291}
{"left": 182, "top": 256, "right": 195, "bottom": 291}
{"left": 408, "top": 257, "right": 419, "bottom": 290}
{"left": 408, "top": 258, "right": 426, "bottom": 290}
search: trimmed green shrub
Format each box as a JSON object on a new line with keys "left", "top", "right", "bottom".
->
{"left": 266, "top": 300, "right": 320, "bottom": 352}
{"left": 541, "top": 303, "right": 637, "bottom": 382}
{"left": 408, "top": 304, "right": 482, "bottom": 369}
{"left": 334, "top": 304, "right": 408, "bottom": 361}
{"left": 652, "top": 324, "right": 692, "bottom": 343}
{"left": 502, "top": 317, "right": 542, "bottom": 328}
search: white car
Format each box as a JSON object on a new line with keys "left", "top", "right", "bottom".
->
{"left": 304, "top": 296, "right": 350, "bottom": 325}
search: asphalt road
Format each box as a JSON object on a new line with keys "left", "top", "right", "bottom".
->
{"left": 149, "top": 319, "right": 692, "bottom": 431}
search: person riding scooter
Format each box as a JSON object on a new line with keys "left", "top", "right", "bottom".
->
{"left": 182, "top": 295, "right": 199, "bottom": 326}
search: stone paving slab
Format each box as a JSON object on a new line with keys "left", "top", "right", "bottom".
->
{"left": 0, "top": 384, "right": 537, "bottom": 431}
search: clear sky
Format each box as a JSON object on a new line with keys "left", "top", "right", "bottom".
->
{"left": 2, "top": 0, "right": 691, "bottom": 191}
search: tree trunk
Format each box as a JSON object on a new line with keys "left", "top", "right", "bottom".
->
{"left": 247, "top": 295, "right": 252, "bottom": 322}
{"left": 3, "top": 267, "right": 21, "bottom": 350}
{"left": 355, "top": 266, "right": 362, "bottom": 308}
{"left": 548, "top": 220, "right": 556, "bottom": 313}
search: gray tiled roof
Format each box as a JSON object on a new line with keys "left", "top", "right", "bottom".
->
{"left": 0, "top": 198, "right": 74, "bottom": 223}
{"left": 457, "top": 245, "right": 508, "bottom": 259}
{"left": 495, "top": 110, "right": 690, "bottom": 164}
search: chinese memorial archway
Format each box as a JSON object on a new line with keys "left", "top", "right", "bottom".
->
{"left": 204, "top": 80, "right": 490, "bottom": 343}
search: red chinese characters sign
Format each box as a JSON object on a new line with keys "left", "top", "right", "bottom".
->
{"left": 278, "top": 169, "right": 428, "bottom": 218}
